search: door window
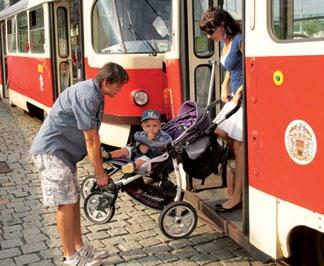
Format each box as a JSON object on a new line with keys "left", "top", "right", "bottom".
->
{"left": 7, "top": 17, "right": 16, "bottom": 52}
{"left": 57, "top": 7, "right": 69, "bottom": 57}
{"left": 195, "top": 65, "right": 212, "bottom": 105}
{"left": 193, "top": 0, "right": 214, "bottom": 57}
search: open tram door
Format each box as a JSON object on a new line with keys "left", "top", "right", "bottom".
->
{"left": 182, "top": 0, "right": 266, "bottom": 261}
{"left": 0, "top": 20, "right": 8, "bottom": 99}
{"left": 52, "top": 0, "right": 84, "bottom": 98}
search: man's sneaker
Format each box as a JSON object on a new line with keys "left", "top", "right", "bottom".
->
{"left": 121, "top": 162, "right": 136, "bottom": 173}
{"left": 78, "top": 244, "right": 109, "bottom": 260}
{"left": 62, "top": 254, "right": 102, "bottom": 266}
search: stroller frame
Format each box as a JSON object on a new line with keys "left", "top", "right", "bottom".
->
{"left": 82, "top": 153, "right": 198, "bottom": 240}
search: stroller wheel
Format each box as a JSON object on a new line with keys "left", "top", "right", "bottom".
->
{"left": 81, "top": 176, "right": 96, "bottom": 199}
{"left": 84, "top": 192, "right": 115, "bottom": 224}
{"left": 159, "top": 201, "right": 197, "bottom": 239}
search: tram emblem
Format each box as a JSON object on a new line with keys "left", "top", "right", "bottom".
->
{"left": 285, "top": 120, "right": 317, "bottom": 165}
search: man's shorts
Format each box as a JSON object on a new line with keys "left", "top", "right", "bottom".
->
{"left": 32, "top": 154, "right": 80, "bottom": 207}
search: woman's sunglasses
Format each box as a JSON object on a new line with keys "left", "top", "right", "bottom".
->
{"left": 205, "top": 29, "right": 215, "bottom": 35}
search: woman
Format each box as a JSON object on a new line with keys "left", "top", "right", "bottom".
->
{"left": 200, "top": 7, "right": 243, "bottom": 211}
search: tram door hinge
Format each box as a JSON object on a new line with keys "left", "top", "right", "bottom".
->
{"left": 252, "top": 130, "right": 259, "bottom": 177}
{"left": 249, "top": 57, "right": 257, "bottom": 104}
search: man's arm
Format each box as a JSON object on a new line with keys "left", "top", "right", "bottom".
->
{"left": 83, "top": 129, "right": 110, "bottom": 186}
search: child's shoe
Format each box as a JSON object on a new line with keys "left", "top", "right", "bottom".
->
{"left": 121, "top": 162, "right": 136, "bottom": 173}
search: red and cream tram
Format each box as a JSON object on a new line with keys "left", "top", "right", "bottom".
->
{"left": 0, "top": 0, "right": 323, "bottom": 264}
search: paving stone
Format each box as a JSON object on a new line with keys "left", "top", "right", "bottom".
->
{"left": 0, "top": 238, "right": 24, "bottom": 249}
{"left": 135, "top": 255, "right": 163, "bottom": 266}
{"left": 0, "top": 247, "right": 21, "bottom": 260}
{"left": 14, "top": 253, "right": 40, "bottom": 265}
{"left": 21, "top": 242, "right": 47, "bottom": 253}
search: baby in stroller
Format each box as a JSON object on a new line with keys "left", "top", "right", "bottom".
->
{"left": 105, "top": 109, "right": 172, "bottom": 177}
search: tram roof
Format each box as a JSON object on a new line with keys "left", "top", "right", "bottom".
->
{"left": 0, "top": 0, "right": 55, "bottom": 19}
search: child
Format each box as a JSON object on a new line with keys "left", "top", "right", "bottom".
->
{"left": 106, "top": 110, "right": 172, "bottom": 173}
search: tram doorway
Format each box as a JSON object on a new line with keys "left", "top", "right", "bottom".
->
{"left": 52, "top": 0, "right": 84, "bottom": 97}
{"left": 0, "top": 21, "right": 8, "bottom": 99}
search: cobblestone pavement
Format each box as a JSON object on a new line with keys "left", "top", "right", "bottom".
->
{"left": 0, "top": 101, "right": 276, "bottom": 266}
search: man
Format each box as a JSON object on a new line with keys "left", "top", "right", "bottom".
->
{"left": 30, "top": 62, "right": 129, "bottom": 266}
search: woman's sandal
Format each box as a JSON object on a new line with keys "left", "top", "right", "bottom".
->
{"left": 215, "top": 201, "right": 242, "bottom": 212}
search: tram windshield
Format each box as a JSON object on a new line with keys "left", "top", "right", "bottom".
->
{"left": 92, "top": 0, "right": 172, "bottom": 54}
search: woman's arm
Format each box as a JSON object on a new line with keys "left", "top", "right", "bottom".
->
{"left": 232, "top": 84, "right": 243, "bottom": 104}
{"left": 221, "top": 70, "right": 231, "bottom": 102}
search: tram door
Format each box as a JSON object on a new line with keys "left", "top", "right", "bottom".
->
{"left": 185, "top": 0, "right": 220, "bottom": 106}
{"left": 53, "top": 0, "right": 84, "bottom": 96}
{"left": 0, "top": 21, "right": 8, "bottom": 99}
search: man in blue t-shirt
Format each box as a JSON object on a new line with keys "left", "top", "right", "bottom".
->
{"left": 30, "top": 62, "right": 129, "bottom": 266}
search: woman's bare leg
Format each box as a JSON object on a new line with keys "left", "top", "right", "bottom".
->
{"left": 222, "top": 140, "right": 243, "bottom": 209}
{"left": 214, "top": 128, "right": 242, "bottom": 209}
{"left": 226, "top": 166, "right": 234, "bottom": 196}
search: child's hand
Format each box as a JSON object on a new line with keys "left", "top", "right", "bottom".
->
{"left": 139, "top": 144, "right": 149, "bottom": 154}
{"left": 147, "top": 132, "right": 156, "bottom": 140}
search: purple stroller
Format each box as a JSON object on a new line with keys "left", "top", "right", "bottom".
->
{"left": 81, "top": 100, "right": 229, "bottom": 239}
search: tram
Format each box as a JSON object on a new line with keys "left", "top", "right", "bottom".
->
{"left": 0, "top": 0, "right": 323, "bottom": 265}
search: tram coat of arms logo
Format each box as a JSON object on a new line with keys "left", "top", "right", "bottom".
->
{"left": 285, "top": 120, "right": 317, "bottom": 165}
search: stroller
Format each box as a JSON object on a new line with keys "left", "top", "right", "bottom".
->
{"left": 81, "top": 100, "right": 240, "bottom": 239}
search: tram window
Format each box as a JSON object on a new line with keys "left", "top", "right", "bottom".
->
{"left": 271, "top": 0, "right": 324, "bottom": 40}
{"left": 17, "top": 12, "right": 28, "bottom": 53}
{"left": 57, "top": 7, "right": 69, "bottom": 58}
{"left": 29, "top": 7, "right": 45, "bottom": 53}
{"left": 59, "top": 61, "right": 70, "bottom": 91}
{"left": 7, "top": 17, "right": 16, "bottom": 53}
{"left": 92, "top": 0, "right": 172, "bottom": 54}
{"left": 193, "top": 0, "right": 214, "bottom": 57}
{"left": 195, "top": 65, "right": 211, "bottom": 106}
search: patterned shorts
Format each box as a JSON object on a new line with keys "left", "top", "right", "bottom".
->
{"left": 32, "top": 154, "right": 80, "bottom": 207}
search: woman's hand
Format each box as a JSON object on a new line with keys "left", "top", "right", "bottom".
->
{"left": 232, "top": 85, "right": 243, "bottom": 104}
{"left": 221, "top": 85, "right": 230, "bottom": 102}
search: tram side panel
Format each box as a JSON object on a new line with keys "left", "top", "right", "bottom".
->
{"left": 245, "top": 1, "right": 324, "bottom": 260}
{"left": 7, "top": 55, "right": 54, "bottom": 110}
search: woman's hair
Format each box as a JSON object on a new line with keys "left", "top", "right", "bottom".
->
{"left": 95, "top": 62, "right": 129, "bottom": 85}
{"left": 199, "top": 7, "right": 241, "bottom": 37}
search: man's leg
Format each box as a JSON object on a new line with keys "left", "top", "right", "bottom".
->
{"left": 57, "top": 202, "right": 80, "bottom": 257}
{"left": 73, "top": 200, "right": 83, "bottom": 251}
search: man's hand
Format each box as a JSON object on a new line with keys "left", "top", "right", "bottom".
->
{"left": 95, "top": 172, "right": 111, "bottom": 187}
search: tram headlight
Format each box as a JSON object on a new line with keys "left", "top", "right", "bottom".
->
{"left": 132, "top": 90, "right": 148, "bottom": 106}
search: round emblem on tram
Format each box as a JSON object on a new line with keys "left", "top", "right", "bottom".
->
{"left": 284, "top": 120, "right": 317, "bottom": 165}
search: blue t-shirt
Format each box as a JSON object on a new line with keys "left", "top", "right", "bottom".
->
{"left": 221, "top": 34, "right": 243, "bottom": 94}
{"left": 30, "top": 79, "right": 104, "bottom": 169}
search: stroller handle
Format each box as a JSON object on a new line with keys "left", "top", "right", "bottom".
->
{"left": 206, "top": 100, "right": 241, "bottom": 134}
